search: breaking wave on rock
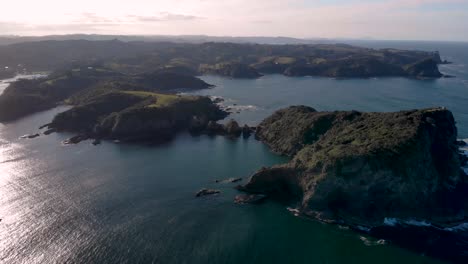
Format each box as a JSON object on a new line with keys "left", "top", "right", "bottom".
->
{"left": 208, "top": 95, "right": 260, "bottom": 112}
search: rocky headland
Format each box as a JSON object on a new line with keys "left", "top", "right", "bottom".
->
{"left": 237, "top": 106, "right": 468, "bottom": 261}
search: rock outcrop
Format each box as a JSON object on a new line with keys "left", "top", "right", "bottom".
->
{"left": 224, "top": 119, "right": 242, "bottom": 137}
{"left": 196, "top": 189, "right": 221, "bottom": 197}
{"left": 241, "top": 106, "right": 468, "bottom": 229}
{"left": 404, "top": 58, "right": 443, "bottom": 78}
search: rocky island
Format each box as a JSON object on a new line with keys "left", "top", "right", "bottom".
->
{"left": 46, "top": 91, "right": 228, "bottom": 143}
{"left": 238, "top": 106, "right": 468, "bottom": 262}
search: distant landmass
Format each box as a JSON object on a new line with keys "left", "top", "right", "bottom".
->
{"left": 0, "top": 38, "right": 450, "bottom": 125}
{"left": 0, "top": 34, "right": 325, "bottom": 46}
{"left": 0, "top": 67, "right": 213, "bottom": 122}
{"left": 0, "top": 39, "right": 446, "bottom": 78}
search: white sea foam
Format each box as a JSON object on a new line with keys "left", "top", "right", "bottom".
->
{"left": 209, "top": 95, "right": 224, "bottom": 102}
{"left": 228, "top": 105, "right": 258, "bottom": 111}
{"left": 383, "top": 217, "right": 468, "bottom": 233}
{"left": 359, "top": 236, "right": 387, "bottom": 246}
{"left": 384, "top": 218, "right": 431, "bottom": 228}
{"left": 444, "top": 223, "right": 468, "bottom": 232}
{"left": 355, "top": 225, "right": 371, "bottom": 232}
{"left": 383, "top": 218, "right": 398, "bottom": 226}
{"left": 286, "top": 207, "right": 301, "bottom": 217}
{"left": 405, "top": 219, "right": 431, "bottom": 227}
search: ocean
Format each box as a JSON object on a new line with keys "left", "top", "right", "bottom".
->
{"left": 1, "top": 41, "right": 467, "bottom": 263}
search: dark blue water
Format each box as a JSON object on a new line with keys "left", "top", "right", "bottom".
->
{"left": 1, "top": 41, "right": 467, "bottom": 264}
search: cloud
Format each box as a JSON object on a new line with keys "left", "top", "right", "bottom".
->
{"left": 0, "top": 0, "right": 467, "bottom": 40}
{"left": 250, "top": 20, "right": 272, "bottom": 24}
{"left": 71, "top": 12, "right": 203, "bottom": 25}
{"left": 79, "top": 12, "right": 117, "bottom": 23}
{"left": 128, "top": 12, "right": 203, "bottom": 22}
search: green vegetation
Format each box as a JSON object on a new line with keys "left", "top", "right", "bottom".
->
{"left": 199, "top": 62, "right": 262, "bottom": 79}
{"left": 243, "top": 106, "right": 466, "bottom": 229}
{"left": 122, "top": 91, "right": 198, "bottom": 108}
{"left": 0, "top": 40, "right": 445, "bottom": 78}
{"left": 0, "top": 67, "right": 213, "bottom": 122}
{"left": 48, "top": 89, "right": 227, "bottom": 142}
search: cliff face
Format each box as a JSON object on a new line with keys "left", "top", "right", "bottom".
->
{"left": 404, "top": 58, "right": 443, "bottom": 78}
{"left": 242, "top": 106, "right": 467, "bottom": 228}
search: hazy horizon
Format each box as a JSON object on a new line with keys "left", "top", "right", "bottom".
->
{"left": 1, "top": 0, "right": 467, "bottom": 42}
{"left": 2, "top": 33, "right": 468, "bottom": 44}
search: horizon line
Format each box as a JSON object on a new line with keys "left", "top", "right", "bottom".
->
{"left": 1, "top": 33, "right": 467, "bottom": 44}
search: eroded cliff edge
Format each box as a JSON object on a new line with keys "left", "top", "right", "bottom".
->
{"left": 240, "top": 106, "right": 468, "bottom": 228}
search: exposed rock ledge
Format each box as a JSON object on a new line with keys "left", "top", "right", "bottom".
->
{"left": 240, "top": 106, "right": 468, "bottom": 229}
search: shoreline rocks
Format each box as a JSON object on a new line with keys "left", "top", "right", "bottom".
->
{"left": 195, "top": 119, "right": 255, "bottom": 139}
{"left": 234, "top": 194, "right": 267, "bottom": 204}
{"left": 224, "top": 119, "right": 242, "bottom": 137}
{"left": 195, "top": 189, "right": 221, "bottom": 197}
{"left": 215, "top": 177, "right": 242, "bottom": 184}
{"left": 43, "top": 128, "right": 57, "bottom": 135}
{"left": 20, "top": 133, "right": 40, "bottom": 139}
{"left": 62, "top": 134, "right": 89, "bottom": 145}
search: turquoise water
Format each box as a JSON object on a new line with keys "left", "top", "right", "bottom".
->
{"left": 1, "top": 41, "right": 468, "bottom": 263}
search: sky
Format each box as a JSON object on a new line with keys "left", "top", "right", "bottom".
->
{"left": 0, "top": 0, "right": 467, "bottom": 41}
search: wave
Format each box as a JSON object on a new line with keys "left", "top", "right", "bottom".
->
{"left": 383, "top": 217, "right": 468, "bottom": 233}
{"left": 227, "top": 105, "right": 259, "bottom": 111}
{"left": 286, "top": 207, "right": 301, "bottom": 217}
